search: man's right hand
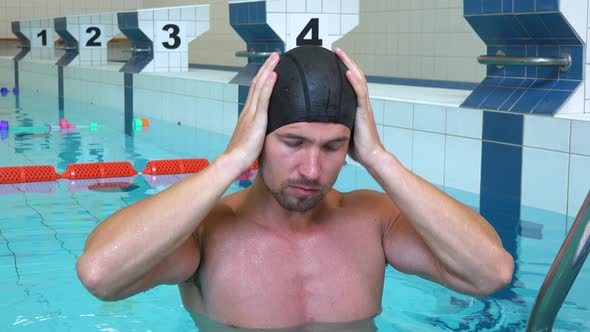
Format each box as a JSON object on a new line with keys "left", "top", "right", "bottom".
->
{"left": 224, "top": 53, "right": 279, "bottom": 172}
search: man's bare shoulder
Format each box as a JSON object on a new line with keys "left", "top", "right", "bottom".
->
{"left": 194, "top": 189, "right": 248, "bottom": 239}
{"left": 329, "top": 189, "right": 401, "bottom": 230}
{"left": 340, "top": 189, "right": 399, "bottom": 211}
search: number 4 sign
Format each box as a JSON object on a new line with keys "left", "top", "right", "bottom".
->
{"left": 289, "top": 15, "right": 328, "bottom": 50}
{"left": 265, "top": 0, "right": 360, "bottom": 53}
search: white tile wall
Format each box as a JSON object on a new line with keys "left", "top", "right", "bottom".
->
{"left": 413, "top": 104, "right": 446, "bottom": 134}
{"left": 131, "top": 0, "right": 486, "bottom": 83}
{"left": 413, "top": 131, "right": 445, "bottom": 185}
{"left": 521, "top": 147, "right": 570, "bottom": 214}
{"left": 0, "top": 0, "right": 143, "bottom": 38}
{"left": 133, "top": 71, "right": 238, "bottom": 135}
{"left": 383, "top": 126, "right": 413, "bottom": 170}
{"left": 63, "top": 65, "right": 124, "bottom": 110}
{"left": 0, "top": 59, "right": 15, "bottom": 85}
{"left": 571, "top": 120, "right": 590, "bottom": 156}
{"left": 568, "top": 154, "right": 590, "bottom": 217}
{"left": 444, "top": 135, "right": 481, "bottom": 194}
{"left": 561, "top": 0, "right": 588, "bottom": 44}
{"left": 383, "top": 100, "right": 413, "bottom": 129}
{"left": 524, "top": 115, "right": 571, "bottom": 152}
{"left": 136, "top": 5, "right": 210, "bottom": 72}
{"left": 446, "top": 107, "right": 482, "bottom": 139}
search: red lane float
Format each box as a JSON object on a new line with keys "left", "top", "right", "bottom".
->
{"left": 249, "top": 160, "right": 259, "bottom": 170}
{"left": 142, "top": 158, "right": 209, "bottom": 175}
{"left": 0, "top": 165, "right": 59, "bottom": 184}
{"left": 61, "top": 161, "right": 138, "bottom": 180}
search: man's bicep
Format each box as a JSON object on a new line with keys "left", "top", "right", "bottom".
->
{"left": 383, "top": 214, "right": 441, "bottom": 279}
{"left": 115, "top": 233, "right": 201, "bottom": 299}
{"left": 383, "top": 214, "right": 484, "bottom": 294}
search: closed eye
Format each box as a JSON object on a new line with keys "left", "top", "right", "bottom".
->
{"left": 323, "top": 141, "right": 346, "bottom": 152}
{"left": 284, "top": 139, "right": 303, "bottom": 148}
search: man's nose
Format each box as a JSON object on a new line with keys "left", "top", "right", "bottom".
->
{"left": 299, "top": 148, "right": 321, "bottom": 181}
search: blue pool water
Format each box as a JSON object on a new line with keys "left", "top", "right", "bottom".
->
{"left": 0, "top": 88, "right": 589, "bottom": 331}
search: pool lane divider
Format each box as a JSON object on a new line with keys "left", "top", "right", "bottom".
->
{"left": 0, "top": 159, "right": 258, "bottom": 184}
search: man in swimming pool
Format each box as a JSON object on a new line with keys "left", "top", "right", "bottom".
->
{"left": 76, "top": 47, "right": 514, "bottom": 331}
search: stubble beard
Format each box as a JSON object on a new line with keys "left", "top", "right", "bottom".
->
{"left": 258, "top": 158, "right": 328, "bottom": 212}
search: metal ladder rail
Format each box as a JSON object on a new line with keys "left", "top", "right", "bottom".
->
{"left": 526, "top": 190, "right": 590, "bottom": 332}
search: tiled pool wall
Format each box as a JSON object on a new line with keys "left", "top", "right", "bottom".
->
{"left": 1, "top": 57, "right": 589, "bottom": 228}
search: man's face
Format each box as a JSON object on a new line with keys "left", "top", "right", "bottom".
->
{"left": 258, "top": 122, "right": 351, "bottom": 212}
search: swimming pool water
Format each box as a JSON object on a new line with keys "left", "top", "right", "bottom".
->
{"left": 1, "top": 88, "right": 589, "bottom": 331}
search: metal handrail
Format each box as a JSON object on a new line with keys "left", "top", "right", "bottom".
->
{"left": 478, "top": 51, "right": 571, "bottom": 72}
{"left": 526, "top": 190, "right": 590, "bottom": 332}
{"left": 121, "top": 48, "right": 151, "bottom": 54}
{"left": 235, "top": 50, "right": 278, "bottom": 58}
{"left": 55, "top": 46, "right": 78, "bottom": 50}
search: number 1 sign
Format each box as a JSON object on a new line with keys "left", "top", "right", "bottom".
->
{"left": 21, "top": 19, "right": 56, "bottom": 60}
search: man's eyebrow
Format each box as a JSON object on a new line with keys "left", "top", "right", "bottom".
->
{"left": 277, "top": 133, "right": 305, "bottom": 140}
{"left": 277, "top": 133, "right": 350, "bottom": 143}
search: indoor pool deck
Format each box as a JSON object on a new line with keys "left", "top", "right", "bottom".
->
{"left": 1, "top": 56, "right": 590, "bottom": 331}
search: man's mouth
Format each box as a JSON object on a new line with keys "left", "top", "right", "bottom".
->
{"left": 289, "top": 185, "right": 320, "bottom": 196}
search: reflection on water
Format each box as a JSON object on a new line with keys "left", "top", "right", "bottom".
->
{"left": 189, "top": 311, "right": 378, "bottom": 332}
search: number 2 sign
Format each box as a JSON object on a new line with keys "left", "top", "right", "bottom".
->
{"left": 80, "top": 25, "right": 106, "bottom": 48}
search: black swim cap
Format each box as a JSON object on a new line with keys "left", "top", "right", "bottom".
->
{"left": 267, "top": 46, "right": 357, "bottom": 134}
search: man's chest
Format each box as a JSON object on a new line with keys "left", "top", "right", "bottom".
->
{"left": 195, "top": 225, "right": 386, "bottom": 326}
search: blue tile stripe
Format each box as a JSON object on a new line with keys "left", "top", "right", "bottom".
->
{"left": 482, "top": 111, "right": 523, "bottom": 145}
{"left": 465, "top": 13, "right": 580, "bottom": 46}
{"left": 480, "top": 140, "right": 521, "bottom": 299}
{"left": 117, "top": 12, "right": 154, "bottom": 74}
{"left": 54, "top": 17, "right": 79, "bottom": 67}
{"left": 13, "top": 60, "right": 18, "bottom": 94}
{"left": 58, "top": 66, "right": 64, "bottom": 112}
{"left": 462, "top": 10, "right": 582, "bottom": 115}
{"left": 465, "top": 0, "right": 559, "bottom": 14}
{"left": 124, "top": 73, "right": 133, "bottom": 136}
{"left": 11, "top": 21, "right": 30, "bottom": 61}
{"left": 229, "top": 1, "right": 284, "bottom": 86}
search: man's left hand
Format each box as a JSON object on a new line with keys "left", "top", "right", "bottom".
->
{"left": 334, "top": 48, "right": 386, "bottom": 170}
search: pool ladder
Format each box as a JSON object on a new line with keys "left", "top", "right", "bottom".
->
{"left": 526, "top": 190, "right": 590, "bottom": 332}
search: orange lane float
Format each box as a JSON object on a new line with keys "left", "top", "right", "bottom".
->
{"left": 61, "top": 161, "right": 138, "bottom": 180}
{"left": 141, "top": 158, "right": 210, "bottom": 175}
{"left": 0, "top": 165, "right": 59, "bottom": 184}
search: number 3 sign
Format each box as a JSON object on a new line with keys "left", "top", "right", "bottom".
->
{"left": 156, "top": 22, "right": 186, "bottom": 52}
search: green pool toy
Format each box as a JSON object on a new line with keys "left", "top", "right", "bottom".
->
{"left": 132, "top": 118, "right": 143, "bottom": 129}
{"left": 8, "top": 125, "right": 51, "bottom": 133}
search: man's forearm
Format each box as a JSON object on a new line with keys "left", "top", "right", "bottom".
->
{"left": 366, "top": 151, "right": 513, "bottom": 292}
{"left": 77, "top": 153, "right": 242, "bottom": 295}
